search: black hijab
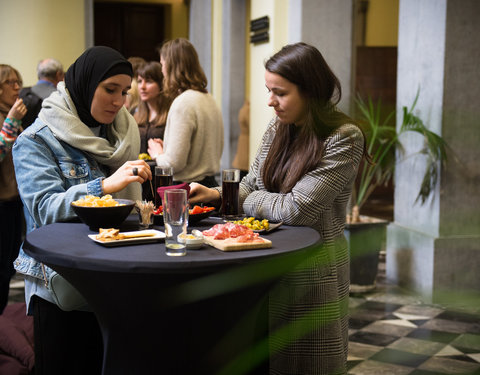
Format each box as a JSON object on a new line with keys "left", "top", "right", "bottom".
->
{"left": 65, "top": 46, "right": 133, "bottom": 127}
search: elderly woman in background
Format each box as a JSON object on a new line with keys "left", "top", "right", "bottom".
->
{"left": 148, "top": 38, "right": 223, "bottom": 187}
{"left": 0, "top": 64, "right": 27, "bottom": 315}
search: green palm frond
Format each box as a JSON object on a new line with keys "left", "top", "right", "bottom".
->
{"left": 352, "top": 90, "right": 449, "bottom": 213}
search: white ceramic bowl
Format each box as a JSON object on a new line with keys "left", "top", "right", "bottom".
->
{"left": 178, "top": 232, "right": 204, "bottom": 249}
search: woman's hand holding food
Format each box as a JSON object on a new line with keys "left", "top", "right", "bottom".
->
{"left": 188, "top": 182, "right": 221, "bottom": 205}
{"left": 102, "top": 160, "right": 152, "bottom": 194}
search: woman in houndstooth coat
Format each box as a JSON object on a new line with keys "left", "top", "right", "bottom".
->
{"left": 190, "top": 42, "right": 367, "bottom": 375}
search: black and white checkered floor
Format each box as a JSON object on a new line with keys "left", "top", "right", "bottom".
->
{"left": 8, "top": 252, "right": 480, "bottom": 375}
{"left": 348, "top": 252, "right": 480, "bottom": 375}
{"left": 348, "top": 300, "right": 480, "bottom": 374}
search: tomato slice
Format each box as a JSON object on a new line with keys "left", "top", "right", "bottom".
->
{"left": 190, "top": 205, "right": 204, "bottom": 215}
{"left": 153, "top": 206, "right": 163, "bottom": 215}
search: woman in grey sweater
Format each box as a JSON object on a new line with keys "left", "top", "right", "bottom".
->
{"left": 190, "top": 42, "right": 368, "bottom": 375}
{"left": 148, "top": 38, "right": 223, "bottom": 187}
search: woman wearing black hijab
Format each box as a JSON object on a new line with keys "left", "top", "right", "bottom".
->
{"left": 12, "top": 46, "right": 150, "bottom": 375}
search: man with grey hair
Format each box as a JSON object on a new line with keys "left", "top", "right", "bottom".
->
{"left": 20, "top": 58, "right": 64, "bottom": 128}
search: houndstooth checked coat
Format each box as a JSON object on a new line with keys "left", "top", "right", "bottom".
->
{"left": 240, "top": 119, "right": 364, "bottom": 375}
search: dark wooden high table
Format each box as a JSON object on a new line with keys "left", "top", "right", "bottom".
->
{"left": 23, "top": 216, "right": 321, "bottom": 375}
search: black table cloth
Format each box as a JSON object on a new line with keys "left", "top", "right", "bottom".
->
{"left": 23, "top": 216, "right": 321, "bottom": 375}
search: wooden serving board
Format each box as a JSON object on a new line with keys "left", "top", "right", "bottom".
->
{"left": 203, "top": 235, "right": 272, "bottom": 251}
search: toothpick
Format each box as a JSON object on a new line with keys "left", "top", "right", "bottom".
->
{"left": 149, "top": 180, "right": 155, "bottom": 201}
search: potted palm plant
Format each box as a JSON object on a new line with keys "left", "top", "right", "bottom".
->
{"left": 347, "top": 91, "right": 448, "bottom": 292}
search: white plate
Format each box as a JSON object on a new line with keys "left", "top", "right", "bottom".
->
{"left": 88, "top": 229, "right": 165, "bottom": 247}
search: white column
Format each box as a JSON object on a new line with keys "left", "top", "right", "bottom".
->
{"left": 387, "top": 0, "right": 480, "bottom": 306}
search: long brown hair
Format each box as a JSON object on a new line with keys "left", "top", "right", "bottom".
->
{"left": 158, "top": 38, "right": 208, "bottom": 100}
{"left": 262, "top": 43, "right": 359, "bottom": 193}
{"left": 134, "top": 61, "right": 171, "bottom": 127}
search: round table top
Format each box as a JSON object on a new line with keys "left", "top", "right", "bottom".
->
{"left": 23, "top": 216, "right": 321, "bottom": 274}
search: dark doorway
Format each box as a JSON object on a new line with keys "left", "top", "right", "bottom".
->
{"left": 355, "top": 46, "right": 397, "bottom": 116}
{"left": 94, "top": 2, "right": 168, "bottom": 61}
{"left": 354, "top": 46, "right": 397, "bottom": 221}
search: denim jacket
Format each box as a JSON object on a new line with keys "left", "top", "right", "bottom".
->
{"left": 12, "top": 119, "right": 107, "bottom": 298}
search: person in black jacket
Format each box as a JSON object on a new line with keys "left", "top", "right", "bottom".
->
{"left": 19, "top": 58, "right": 64, "bottom": 128}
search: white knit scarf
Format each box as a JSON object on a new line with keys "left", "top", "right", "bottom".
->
{"left": 39, "top": 82, "right": 141, "bottom": 200}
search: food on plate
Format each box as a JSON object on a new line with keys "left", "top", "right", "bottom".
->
{"left": 138, "top": 153, "right": 152, "bottom": 160}
{"left": 179, "top": 234, "right": 198, "bottom": 240}
{"left": 96, "top": 228, "right": 125, "bottom": 241}
{"left": 72, "top": 194, "right": 124, "bottom": 207}
{"left": 190, "top": 205, "right": 215, "bottom": 215}
{"left": 178, "top": 232, "right": 204, "bottom": 249}
{"left": 202, "top": 222, "right": 264, "bottom": 243}
{"left": 153, "top": 205, "right": 215, "bottom": 216}
{"left": 202, "top": 224, "right": 272, "bottom": 251}
{"left": 95, "top": 228, "right": 156, "bottom": 242}
{"left": 232, "top": 216, "right": 269, "bottom": 231}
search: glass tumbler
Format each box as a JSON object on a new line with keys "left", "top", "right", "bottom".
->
{"left": 222, "top": 169, "right": 241, "bottom": 219}
{"left": 154, "top": 166, "right": 173, "bottom": 208}
{"left": 163, "top": 189, "right": 188, "bottom": 256}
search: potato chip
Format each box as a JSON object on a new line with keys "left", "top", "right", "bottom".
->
{"left": 72, "top": 195, "right": 124, "bottom": 207}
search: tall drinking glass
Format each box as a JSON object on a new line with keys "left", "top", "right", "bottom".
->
{"left": 222, "top": 169, "right": 240, "bottom": 219}
{"left": 154, "top": 166, "right": 173, "bottom": 208}
{"left": 163, "top": 189, "right": 188, "bottom": 256}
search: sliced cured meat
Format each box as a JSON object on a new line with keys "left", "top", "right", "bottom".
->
{"left": 202, "top": 223, "right": 256, "bottom": 240}
{"left": 224, "top": 222, "right": 250, "bottom": 238}
{"left": 202, "top": 224, "right": 224, "bottom": 237}
{"left": 202, "top": 223, "right": 272, "bottom": 250}
{"left": 236, "top": 232, "right": 261, "bottom": 243}
{"left": 202, "top": 224, "right": 231, "bottom": 240}
{"left": 213, "top": 226, "right": 230, "bottom": 240}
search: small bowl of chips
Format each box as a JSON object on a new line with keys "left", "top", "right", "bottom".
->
{"left": 71, "top": 195, "right": 135, "bottom": 230}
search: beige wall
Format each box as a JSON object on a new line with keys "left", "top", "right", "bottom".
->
{"left": 0, "top": 0, "right": 86, "bottom": 86}
{"left": 248, "top": 0, "right": 288, "bottom": 163}
{"left": 365, "top": 0, "right": 399, "bottom": 46}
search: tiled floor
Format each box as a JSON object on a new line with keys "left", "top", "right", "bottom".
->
{"left": 348, "top": 252, "right": 480, "bottom": 375}
{"left": 7, "top": 252, "right": 480, "bottom": 375}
